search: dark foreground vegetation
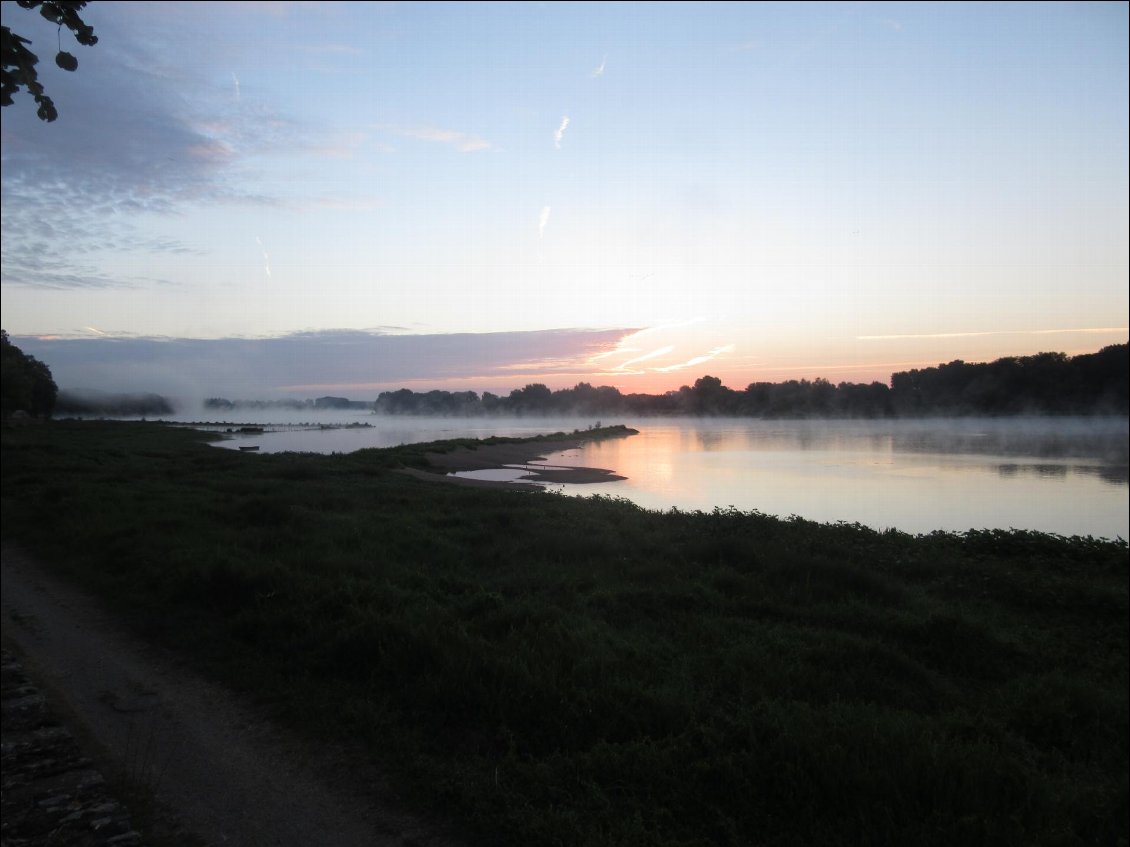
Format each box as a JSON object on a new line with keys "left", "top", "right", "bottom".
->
{"left": 2, "top": 421, "right": 1127, "bottom": 847}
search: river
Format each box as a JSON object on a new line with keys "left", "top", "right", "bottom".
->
{"left": 163, "top": 411, "right": 1129, "bottom": 540}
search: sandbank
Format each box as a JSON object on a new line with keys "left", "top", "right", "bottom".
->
{"left": 400, "top": 429, "right": 635, "bottom": 488}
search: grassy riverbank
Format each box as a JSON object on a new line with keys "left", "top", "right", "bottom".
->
{"left": 2, "top": 421, "right": 1127, "bottom": 847}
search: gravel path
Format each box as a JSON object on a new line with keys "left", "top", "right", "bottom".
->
{"left": 1, "top": 544, "right": 460, "bottom": 847}
{"left": 2, "top": 646, "right": 144, "bottom": 846}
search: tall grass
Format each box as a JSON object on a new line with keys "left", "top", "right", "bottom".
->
{"left": 3, "top": 421, "right": 1127, "bottom": 846}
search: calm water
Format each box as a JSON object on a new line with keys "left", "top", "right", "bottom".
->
{"left": 538, "top": 419, "right": 1128, "bottom": 539}
{"left": 189, "top": 412, "right": 1127, "bottom": 539}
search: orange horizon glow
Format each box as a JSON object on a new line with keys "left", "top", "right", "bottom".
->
{"left": 276, "top": 338, "right": 1127, "bottom": 399}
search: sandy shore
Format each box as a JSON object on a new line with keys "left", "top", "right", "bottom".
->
{"left": 401, "top": 431, "right": 633, "bottom": 488}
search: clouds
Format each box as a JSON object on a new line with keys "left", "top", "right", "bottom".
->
{"left": 1, "top": 4, "right": 385, "bottom": 292}
{"left": 1, "top": 245, "right": 149, "bottom": 291}
{"left": 587, "top": 326, "right": 740, "bottom": 380}
{"left": 385, "top": 125, "right": 497, "bottom": 153}
{"left": 4, "top": 16, "right": 245, "bottom": 204}
{"left": 0, "top": 7, "right": 281, "bottom": 289}
{"left": 13, "top": 327, "right": 639, "bottom": 400}
{"left": 2, "top": 2, "right": 1125, "bottom": 393}
{"left": 13, "top": 324, "right": 751, "bottom": 401}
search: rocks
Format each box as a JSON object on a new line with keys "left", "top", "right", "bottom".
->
{"left": 1, "top": 649, "right": 144, "bottom": 847}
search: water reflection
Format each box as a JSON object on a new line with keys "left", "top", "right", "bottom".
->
{"left": 673, "top": 418, "right": 1128, "bottom": 464}
{"left": 992, "top": 463, "right": 1130, "bottom": 483}
{"left": 199, "top": 412, "right": 1127, "bottom": 539}
{"left": 547, "top": 417, "right": 1128, "bottom": 539}
{"left": 1077, "top": 464, "right": 1130, "bottom": 485}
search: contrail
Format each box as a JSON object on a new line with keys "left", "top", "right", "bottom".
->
{"left": 232, "top": 72, "right": 241, "bottom": 101}
{"left": 591, "top": 54, "right": 607, "bottom": 78}
{"left": 617, "top": 345, "right": 674, "bottom": 370}
{"left": 655, "top": 345, "right": 735, "bottom": 373}
{"left": 554, "top": 115, "right": 570, "bottom": 149}
{"left": 538, "top": 206, "right": 551, "bottom": 239}
{"left": 255, "top": 236, "right": 272, "bottom": 279}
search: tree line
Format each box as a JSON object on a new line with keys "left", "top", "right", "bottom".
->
{"left": 373, "top": 344, "right": 1128, "bottom": 418}
{"left": 204, "top": 396, "right": 371, "bottom": 411}
{"left": 54, "top": 390, "right": 174, "bottom": 417}
{"left": 4, "top": 335, "right": 1125, "bottom": 420}
{"left": 1, "top": 329, "right": 57, "bottom": 418}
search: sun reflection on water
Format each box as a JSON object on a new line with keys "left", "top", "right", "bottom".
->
{"left": 544, "top": 418, "right": 1128, "bottom": 539}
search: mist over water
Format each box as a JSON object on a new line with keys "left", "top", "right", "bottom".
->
{"left": 539, "top": 417, "right": 1128, "bottom": 539}
{"left": 174, "top": 410, "right": 594, "bottom": 452}
{"left": 172, "top": 412, "right": 1129, "bottom": 540}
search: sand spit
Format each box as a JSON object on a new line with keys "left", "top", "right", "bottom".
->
{"left": 402, "top": 427, "right": 636, "bottom": 488}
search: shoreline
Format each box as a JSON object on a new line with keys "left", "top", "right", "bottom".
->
{"left": 2, "top": 421, "right": 1125, "bottom": 846}
{"left": 405, "top": 427, "right": 635, "bottom": 487}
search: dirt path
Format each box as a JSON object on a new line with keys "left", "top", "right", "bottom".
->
{"left": 1, "top": 544, "right": 460, "bottom": 847}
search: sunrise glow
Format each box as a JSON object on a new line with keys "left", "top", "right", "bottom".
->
{"left": 1, "top": 2, "right": 1125, "bottom": 399}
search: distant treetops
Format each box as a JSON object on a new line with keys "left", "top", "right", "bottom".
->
{"left": 370, "top": 344, "right": 1128, "bottom": 418}
{"left": 9, "top": 339, "right": 1124, "bottom": 422}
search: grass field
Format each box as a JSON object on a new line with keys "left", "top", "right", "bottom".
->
{"left": 2, "top": 420, "right": 1127, "bottom": 846}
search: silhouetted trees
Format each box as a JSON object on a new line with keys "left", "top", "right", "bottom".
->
{"left": 888, "top": 346, "right": 1127, "bottom": 416}
{"left": 55, "top": 390, "right": 174, "bottom": 417}
{"left": 314, "top": 396, "right": 369, "bottom": 410}
{"left": 374, "top": 389, "right": 479, "bottom": 415}
{"left": 204, "top": 397, "right": 315, "bottom": 412}
{"left": 740, "top": 378, "right": 886, "bottom": 418}
{"left": 1, "top": 0, "right": 98, "bottom": 122}
{"left": 506, "top": 383, "right": 554, "bottom": 413}
{"left": 181, "top": 345, "right": 1130, "bottom": 419}
{"left": 1, "top": 329, "right": 58, "bottom": 417}
{"left": 370, "top": 344, "right": 1127, "bottom": 418}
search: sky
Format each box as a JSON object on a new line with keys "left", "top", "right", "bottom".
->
{"left": 2, "top": 1, "right": 1127, "bottom": 401}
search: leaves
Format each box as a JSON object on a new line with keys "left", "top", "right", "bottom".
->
{"left": 36, "top": 94, "right": 58, "bottom": 122}
{"left": 1, "top": 1, "right": 97, "bottom": 121}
